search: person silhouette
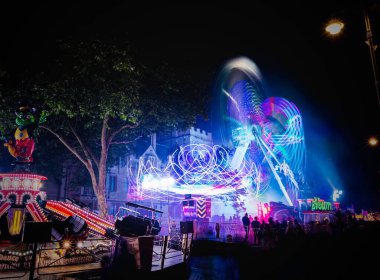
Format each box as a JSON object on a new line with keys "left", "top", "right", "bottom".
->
{"left": 242, "top": 213, "right": 250, "bottom": 240}
{"left": 251, "top": 216, "right": 261, "bottom": 245}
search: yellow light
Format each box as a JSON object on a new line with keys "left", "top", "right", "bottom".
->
{"left": 63, "top": 240, "right": 71, "bottom": 249}
{"left": 325, "top": 20, "right": 344, "bottom": 35}
{"left": 368, "top": 136, "right": 379, "bottom": 147}
{"left": 77, "top": 241, "right": 84, "bottom": 249}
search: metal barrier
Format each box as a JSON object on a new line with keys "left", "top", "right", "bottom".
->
{"left": 0, "top": 231, "right": 191, "bottom": 277}
{"left": 0, "top": 237, "right": 113, "bottom": 278}
{"left": 194, "top": 221, "right": 245, "bottom": 241}
{"left": 36, "top": 238, "right": 113, "bottom": 275}
{"left": 151, "top": 229, "right": 193, "bottom": 271}
{"left": 0, "top": 243, "right": 32, "bottom": 279}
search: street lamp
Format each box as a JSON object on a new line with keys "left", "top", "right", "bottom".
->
{"left": 325, "top": 8, "right": 380, "bottom": 109}
{"left": 368, "top": 136, "right": 379, "bottom": 147}
{"left": 325, "top": 19, "right": 344, "bottom": 35}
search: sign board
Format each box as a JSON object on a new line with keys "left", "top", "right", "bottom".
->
{"left": 311, "top": 197, "right": 332, "bottom": 211}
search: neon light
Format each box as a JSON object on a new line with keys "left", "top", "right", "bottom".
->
{"left": 311, "top": 197, "right": 332, "bottom": 211}
{"left": 0, "top": 173, "right": 47, "bottom": 181}
{"left": 218, "top": 60, "right": 306, "bottom": 206}
{"left": 128, "top": 58, "right": 306, "bottom": 208}
{"left": 46, "top": 201, "right": 114, "bottom": 236}
{"left": 129, "top": 144, "right": 261, "bottom": 202}
{"left": 333, "top": 189, "right": 343, "bottom": 202}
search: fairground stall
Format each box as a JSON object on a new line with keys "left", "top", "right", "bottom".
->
{"left": 0, "top": 104, "right": 186, "bottom": 278}
{"left": 298, "top": 197, "right": 340, "bottom": 223}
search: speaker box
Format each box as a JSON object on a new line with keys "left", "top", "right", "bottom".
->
{"left": 23, "top": 222, "right": 52, "bottom": 243}
{"left": 180, "top": 221, "right": 194, "bottom": 234}
{"left": 182, "top": 201, "right": 189, "bottom": 206}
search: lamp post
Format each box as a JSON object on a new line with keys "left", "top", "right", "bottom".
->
{"left": 363, "top": 9, "right": 380, "bottom": 109}
{"left": 325, "top": 7, "right": 380, "bottom": 109}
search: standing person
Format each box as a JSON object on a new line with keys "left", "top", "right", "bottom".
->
{"left": 251, "top": 216, "right": 261, "bottom": 245}
{"left": 242, "top": 213, "right": 250, "bottom": 240}
{"left": 215, "top": 222, "right": 220, "bottom": 239}
{"left": 249, "top": 215, "right": 253, "bottom": 223}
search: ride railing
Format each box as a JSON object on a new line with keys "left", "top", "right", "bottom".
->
{"left": 0, "top": 243, "right": 33, "bottom": 279}
{"left": 0, "top": 222, "right": 192, "bottom": 277}
{"left": 0, "top": 237, "right": 113, "bottom": 278}
{"left": 36, "top": 237, "right": 113, "bottom": 276}
{"left": 151, "top": 233, "right": 192, "bottom": 270}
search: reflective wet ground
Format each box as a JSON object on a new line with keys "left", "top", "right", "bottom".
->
{"left": 55, "top": 222, "right": 380, "bottom": 279}
{"left": 185, "top": 223, "right": 379, "bottom": 280}
{"left": 188, "top": 255, "right": 240, "bottom": 280}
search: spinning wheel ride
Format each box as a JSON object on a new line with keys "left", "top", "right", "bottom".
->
{"left": 218, "top": 57, "right": 306, "bottom": 206}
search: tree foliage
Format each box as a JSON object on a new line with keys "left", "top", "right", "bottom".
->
{"left": 0, "top": 40, "right": 207, "bottom": 217}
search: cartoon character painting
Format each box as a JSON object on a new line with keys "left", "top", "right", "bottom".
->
{"left": 3, "top": 105, "right": 47, "bottom": 164}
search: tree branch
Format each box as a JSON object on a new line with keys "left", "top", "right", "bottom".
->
{"left": 68, "top": 122, "right": 100, "bottom": 169}
{"left": 107, "top": 121, "right": 140, "bottom": 146}
{"left": 110, "top": 135, "right": 143, "bottom": 145}
{"left": 40, "top": 125, "right": 88, "bottom": 167}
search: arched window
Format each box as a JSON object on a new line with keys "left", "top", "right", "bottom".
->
{"left": 8, "top": 194, "right": 17, "bottom": 205}
{"left": 22, "top": 194, "right": 31, "bottom": 205}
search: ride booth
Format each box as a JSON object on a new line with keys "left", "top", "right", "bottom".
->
{"left": 182, "top": 195, "right": 211, "bottom": 221}
{"left": 182, "top": 195, "right": 212, "bottom": 239}
{"left": 299, "top": 197, "right": 340, "bottom": 224}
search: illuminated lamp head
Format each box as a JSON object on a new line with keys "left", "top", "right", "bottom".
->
{"left": 62, "top": 240, "right": 71, "bottom": 249}
{"left": 325, "top": 19, "right": 344, "bottom": 36}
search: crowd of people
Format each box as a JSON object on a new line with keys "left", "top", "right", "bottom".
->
{"left": 211, "top": 213, "right": 247, "bottom": 224}
{"left": 240, "top": 209, "right": 371, "bottom": 248}
{"left": 237, "top": 209, "right": 379, "bottom": 279}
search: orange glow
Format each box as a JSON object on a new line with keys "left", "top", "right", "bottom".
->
{"left": 63, "top": 240, "right": 71, "bottom": 249}
{"left": 368, "top": 136, "right": 379, "bottom": 147}
{"left": 325, "top": 20, "right": 344, "bottom": 35}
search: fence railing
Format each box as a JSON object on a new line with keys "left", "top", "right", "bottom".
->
{"left": 0, "top": 243, "right": 32, "bottom": 279}
{"left": 194, "top": 221, "right": 246, "bottom": 241}
{"left": 0, "top": 237, "right": 113, "bottom": 278}
{"left": 153, "top": 233, "right": 192, "bottom": 270}
{"left": 37, "top": 238, "right": 113, "bottom": 275}
{"left": 0, "top": 221, "right": 198, "bottom": 277}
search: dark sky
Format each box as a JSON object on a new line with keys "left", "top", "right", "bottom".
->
{"left": 1, "top": 1, "right": 379, "bottom": 209}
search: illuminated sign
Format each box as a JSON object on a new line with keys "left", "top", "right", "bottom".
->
{"left": 311, "top": 197, "right": 332, "bottom": 211}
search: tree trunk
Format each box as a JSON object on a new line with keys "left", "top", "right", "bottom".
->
{"left": 96, "top": 190, "right": 108, "bottom": 219}
{"left": 97, "top": 154, "right": 108, "bottom": 218}
{"left": 96, "top": 116, "right": 109, "bottom": 218}
{"left": 41, "top": 118, "right": 122, "bottom": 219}
{"left": 87, "top": 163, "right": 108, "bottom": 218}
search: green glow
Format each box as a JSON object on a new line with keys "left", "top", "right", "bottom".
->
{"left": 311, "top": 197, "right": 332, "bottom": 211}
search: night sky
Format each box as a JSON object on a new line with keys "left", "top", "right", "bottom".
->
{"left": 1, "top": 1, "right": 379, "bottom": 209}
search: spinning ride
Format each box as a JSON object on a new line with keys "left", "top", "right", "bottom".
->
{"left": 132, "top": 57, "right": 306, "bottom": 207}
{"left": 218, "top": 57, "right": 306, "bottom": 206}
